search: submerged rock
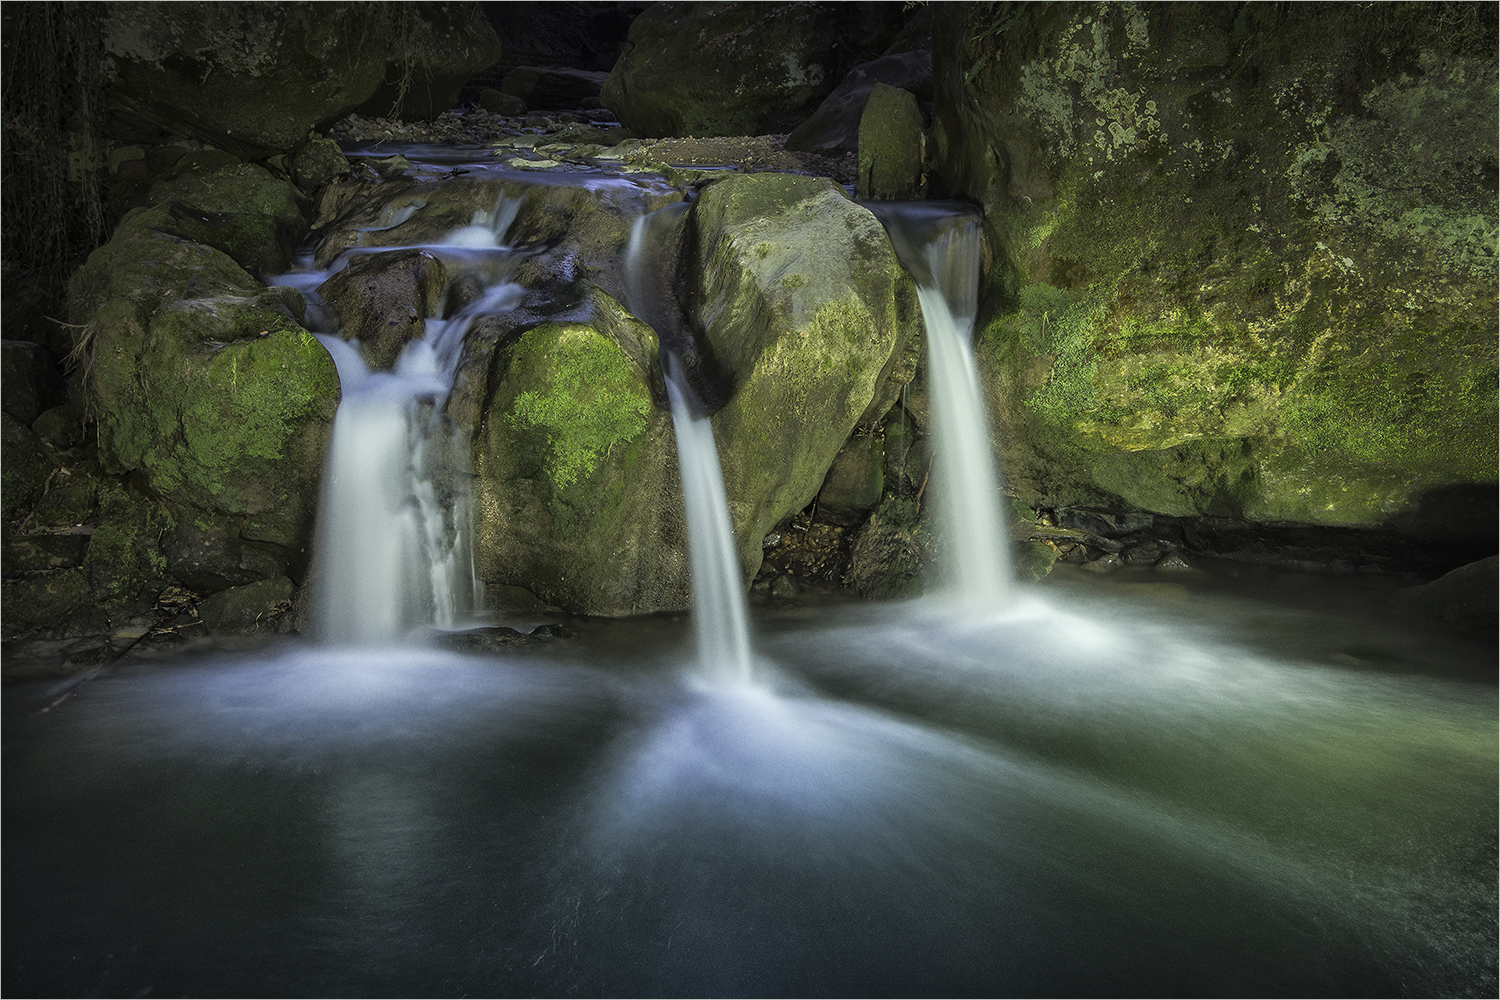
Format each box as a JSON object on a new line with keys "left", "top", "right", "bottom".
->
{"left": 931, "top": 3, "right": 1498, "bottom": 543}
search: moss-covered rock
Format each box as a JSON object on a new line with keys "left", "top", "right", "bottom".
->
{"left": 197, "top": 575, "right": 296, "bottom": 635}
{"left": 472, "top": 291, "right": 688, "bottom": 615}
{"left": 68, "top": 220, "right": 339, "bottom": 584}
{"left": 1, "top": 413, "right": 58, "bottom": 522}
{"left": 931, "top": 2, "right": 1498, "bottom": 539}
{"left": 600, "top": 2, "right": 841, "bottom": 137}
{"left": 846, "top": 496, "right": 930, "bottom": 599}
{"left": 688, "top": 172, "right": 923, "bottom": 577}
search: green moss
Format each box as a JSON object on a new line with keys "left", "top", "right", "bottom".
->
{"left": 504, "top": 324, "right": 652, "bottom": 491}
{"left": 1014, "top": 283, "right": 1108, "bottom": 421}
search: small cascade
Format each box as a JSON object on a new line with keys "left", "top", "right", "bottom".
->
{"left": 287, "top": 195, "right": 532, "bottom": 644}
{"left": 867, "top": 203, "right": 1013, "bottom": 606}
{"left": 626, "top": 205, "right": 756, "bottom": 684}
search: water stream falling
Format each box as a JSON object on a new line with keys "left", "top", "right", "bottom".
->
{"left": 625, "top": 205, "right": 756, "bottom": 685}
{"left": 272, "top": 193, "right": 533, "bottom": 644}
{"left": 868, "top": 202, "right": 1013, "bottom": 606}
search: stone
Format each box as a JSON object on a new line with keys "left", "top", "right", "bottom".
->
{"left": 1, "top": 341, "right": 68, "bottom": 426}
{"left": 502, "top": 67, "right": 610, "bottom": 110}
{"left": 846, "top": 496, "right": 929, "bottom": 599}
{"left": 479, "top": 88, "right": 527, "bottom": 116}
{"left": 68, "top": 219, "right": 339, "bottom": 565}
{"left": 356, "top": 4, "right": 503, "bottom": 121}
{"left": 197, "top": 575, "right": 296, "bottom": 635}
{"left": 1388, "top": 555, "right": 1498, "bottom": 633}
{"left": 1013, "top": 540, "right": 1057, "bottom": 582}
{"left": 316, "top": 249, "right": 448, "bottom": 370}
{"left": 856, "top": 83, "right": 924, "bottom": 200}
{"left": 930, "top": 3, "right": 1498, "bottom": 543}
{"left": 291, "top": 137, "right": 350, "bottom": 192}
{"left": 600, "top": 2, "right": 841, "bottom": 137}
{"left": 1, "top": 414, "right": 56, "bottom": 521}
{"left": 1154, "top": 551, "right": 1197, "bottom": 574}
{"left": 471, "top": 293, "right": 688, "bottom": 616}
{"left": 687, "top": 173, "right": 923, "bottom": 578}
{"left": 815, "top": 433, "right": 884, "bottom": 527}
{"left": 101, "top": 3, "right": 391, "bottom": 157}
{"left": 788, "top": 51, "right": 933, "bottom": 157}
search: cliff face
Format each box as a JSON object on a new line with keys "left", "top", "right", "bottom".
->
{"left": 931, "top": 2, "right": 1497, "bottom": 539}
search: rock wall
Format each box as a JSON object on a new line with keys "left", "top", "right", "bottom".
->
{"left": 930, "top": 2, "right": 1497, "bottom": 542}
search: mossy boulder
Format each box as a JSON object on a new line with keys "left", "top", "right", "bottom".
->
{"left": 931, "top": 2, "right": 1498, "bottom": 539}
{"left": 687, "top": 172, "right": 923, "bottom": 577}
{"left": 600, "top": 2, "right": 841, "bottom": 137}
{"left": 471, "top": 291, "right": 688, "bottom": 615}
{"left": 787, "top": 50, "right": 934, "bottom": 157}
{"left": 68, "top": 220, "right": 339, "bottom": 585}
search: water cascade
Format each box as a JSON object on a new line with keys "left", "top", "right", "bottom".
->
{"left": 867, "top": 202, "right": 1013, "bottom": 606}
{"left": 625, "top": 205, "right": 755, "bottom": 684}
{"left": 273, "top": 194, "right": 533, "bottom": 643}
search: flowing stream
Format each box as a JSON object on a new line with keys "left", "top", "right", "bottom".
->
{"left": 4, "top": 151, "right": 1494, "bottom": 999}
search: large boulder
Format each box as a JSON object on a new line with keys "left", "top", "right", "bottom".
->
{"left": 600, "top": 2, "right": 842, "bottom": 137}
{"left": 101, "top": 2, "right": 391, "bottom": 157}
{"left": 931, "top": 3, "right": 1498, "bottom": 542}
{"left": 687, "top": 172, "right": 923, "bottom": 578}
{"left": 355, "top": 4, "right": 503, "bottom": 121}
{"left": 68, "top": 181, "right": 339, "bottom": 585}
{"left": 471, "top": 292, "right": 687, "bottom": 616}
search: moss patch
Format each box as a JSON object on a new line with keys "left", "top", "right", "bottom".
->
{"left": 503, "top": 324, "right": 652, "bottom": 492}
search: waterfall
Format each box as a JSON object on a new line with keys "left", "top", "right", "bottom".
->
{"left": 868, "top": 203, "right": 1013, "bottom": 606}
{"left": 626, "top": 207, "right": 756, "bottom": 684}
{"left": 292, "top": 197, "right": 531, "bottom": 644}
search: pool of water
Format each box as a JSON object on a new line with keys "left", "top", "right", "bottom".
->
{"left": 4, "top": 569, "right": 1495, "bottom": 997}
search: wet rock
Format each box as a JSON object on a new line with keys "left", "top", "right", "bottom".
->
{"left": 857, "top": 83, "right": 924, "bottom": 200}
{"left": 68, "top": 210, "right": 339, "bottom": 569}
{"left": 291, "top": 137, "right": 350, "bottom": 193}
{"left": 1014, "top": 540, "right": 1058, "bottom": 582}
{"left": 471, "top": 294, "right": 688, "bottom": 616}
{"left": 815, "top": 433, "right": 884, "bottom": 527}
{"left": 932, "top": 3, "right": 1498, "bottom": 538}
{"left": 846, "top": 497, "right": 929, "bottom": 599}
{"left": 479, "top": 88, "right": 527, "bottom": 116}
{"left": 2, "top": 529, "right": 90, "bottom": 573}
{"left": 197, "top": 576, "right": 295, "bottom": 635}
{"left": 1388, "top": 556, "right": 1498, "bottom": 634}
{"left": 788, "top": 50, "right": 933, "bottom": 157}
{"left": 317, "top": 249, "right": 448, "bottom": 370}
{"left": 1154, "top": 551, "right": 1198, "bottom": 574}
{"left": 601, "top": 2, "right": 841, "bottom": 137}
{"left": 435, "top": 623, "right": 575, "bottom": 653}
